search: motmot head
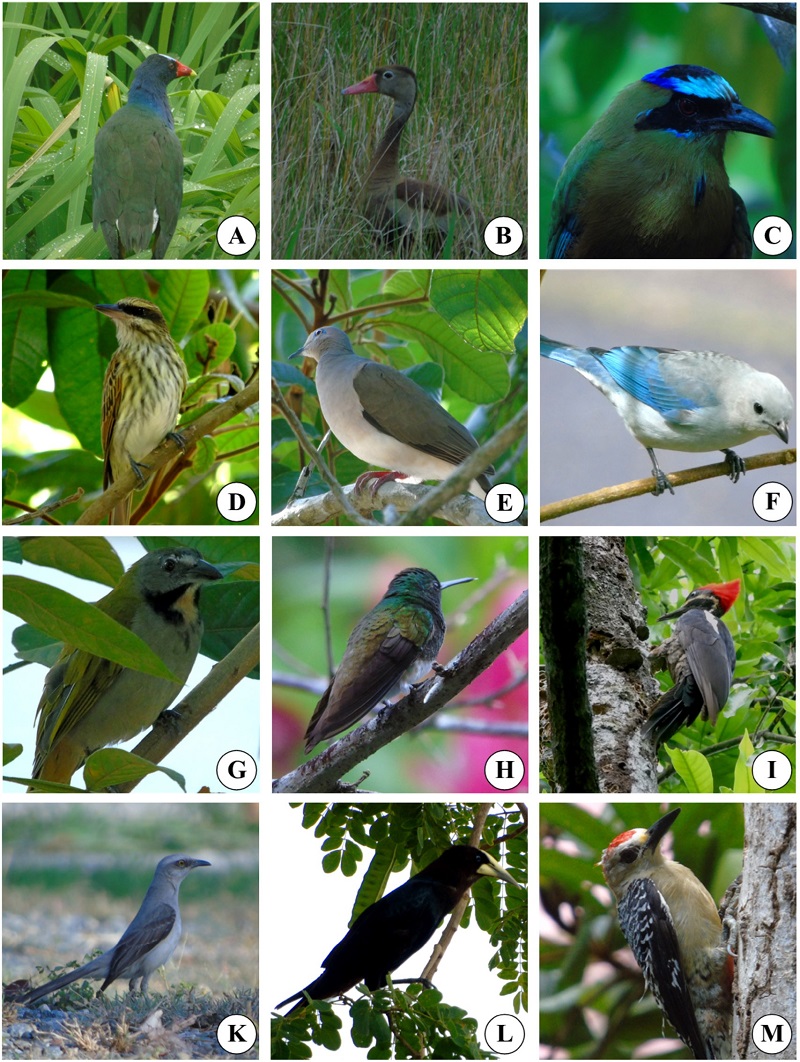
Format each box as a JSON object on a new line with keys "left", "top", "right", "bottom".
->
{"left": 633, "top": 65, "right": 775, "bottom": 143}
{"left": 547, "top": 63, "right": 777, "bottom": 258}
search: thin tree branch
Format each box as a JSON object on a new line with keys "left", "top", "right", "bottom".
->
{"left": 421, "top": 805, "right": 492, "bottom": 983}
{"left": 117, "top": 623, "right": 260, "bottom": 792}
{"left": 271, "top": 479, "right": 493, "bottom": 526}
{"left": 77, "top": 373, "right": 259, "bottom": 525}
{"left": 541, "top": 448, "right": 796, "bottom": 522}
{"left": 271, "top": 378, "right": 375, "bottom": 526}
{"left": 3, "top": 489, "right": 85, "bottom": 525}
{"left": 395, "top": 405, "right": 528, "bottom": 526}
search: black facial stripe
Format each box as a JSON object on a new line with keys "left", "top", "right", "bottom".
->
{"left": 143, "top": 583, "right": 201, "bottom": 624}
{"left": 123, "top": 303, "right": 164, "bottom": 324}
{"left": 635, "top": 95, "right": 734, "bottom": 134}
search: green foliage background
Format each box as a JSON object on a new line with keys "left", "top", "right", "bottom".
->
{"left": 540, "top": 802, "right": 744, "bottom": 1060}
{"left": 4, "top": 2, "right": 259, "bottom": 260}
{"left": 3, "top": 535, "right": 260, "bottom": 793}
{"left": 2, "top": 269, "right": 259, "bottom": 525}
{"left": 272, "top": 3, "right": 527, "bottom": 260}
{"left": 628, "top": 535, "right": 796, "bottom": 793}
{"left": 272, "top": 534, "right": 528, "bottom": 793}
{"left": 271, "top": 268, "right": 528, "bottom": 523}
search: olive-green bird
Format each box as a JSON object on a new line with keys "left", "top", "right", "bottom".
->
{"left": 29, "top": 548, "right": 222, "bottom": 788}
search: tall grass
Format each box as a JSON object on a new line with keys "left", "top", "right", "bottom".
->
{"left": 4, "top": 2, "right": 259, "bottom": 260}
{"left": 272, "top": 4, "right": 528, "bottom": 260}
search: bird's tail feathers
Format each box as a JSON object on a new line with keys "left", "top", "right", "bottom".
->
{"left": 20, "top": 951, "right": 108, "bottom": 1005}
{"left": 109, "top": 494, "right": 132, "bottom": 525}
{"left": 642, "top": 688, "right": 701, "bottom": 747}
{"left": 275, "top": 989, "right": 311, "bottom": 1015}
{"left": 540, "top": 337, "right": 580, "bottom": 364}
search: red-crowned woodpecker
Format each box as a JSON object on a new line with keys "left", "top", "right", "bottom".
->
{"left": 600, "top": 808, "right": 733, "bottom": 1060}
{"left": 643, "top": 580, "right": 740, "bottom": 746}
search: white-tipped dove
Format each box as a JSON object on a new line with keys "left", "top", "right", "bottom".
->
{"left": 292, "top": 326, "right": 494, "bottom": 499}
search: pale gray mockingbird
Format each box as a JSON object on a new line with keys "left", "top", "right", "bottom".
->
{"left": 20, "top": 854, "right": 211, "bottom": 1004}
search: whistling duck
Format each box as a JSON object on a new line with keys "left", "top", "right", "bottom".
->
{"left": 342, "top": 65, "right": 486, "bottom": 256}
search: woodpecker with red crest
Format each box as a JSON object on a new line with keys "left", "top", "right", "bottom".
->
{"left": 643, "top": 580, "right": 740, "bottom": 746}
{"left": 600, "top": 808, "right": 733, "bottom": 1060}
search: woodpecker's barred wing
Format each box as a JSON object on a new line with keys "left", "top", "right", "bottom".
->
{"left": 618, "top": 877, "right": 710, "bottom": 1060}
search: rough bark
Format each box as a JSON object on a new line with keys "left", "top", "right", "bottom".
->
{"left": 735, "top": 803, "right": 796, "bottom": 1060}
{"left": 540, "top": 535, "right": 662, "bottom": 791}
{"left": 540, "top": 537, "right": 597, "bottom": 792}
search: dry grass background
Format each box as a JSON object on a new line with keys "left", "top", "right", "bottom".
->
{"left": 272, "top": 3, "right": 528, "bottom": 259}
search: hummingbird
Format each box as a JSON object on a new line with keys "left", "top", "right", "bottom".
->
{"left": 304, "top": 567, "right": 475, "bottom": 753}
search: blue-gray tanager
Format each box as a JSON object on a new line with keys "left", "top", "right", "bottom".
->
{"left": 541, "top": 337, "right": 793, "bottom": 495}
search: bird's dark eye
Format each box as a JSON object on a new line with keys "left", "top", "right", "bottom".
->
{"left": 677, "top": 97, "right": 698, "bottom": 117}
{"left": 164, "top": 558, "right": 176, "bottom": 572}
{"left": 620, "top": 848, "right": 638, "bottom": 864}
{"left": 383, "top": 71, "right": 394, "bottom": 81}
{"left": 754, "top": 402, "right": 764, "bottom": 414}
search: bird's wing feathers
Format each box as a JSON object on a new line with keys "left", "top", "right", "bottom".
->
{"left": 354, "top": 363, "right": 484, "bottom": 466}
{"left": 729, "top": 189, "right": 754, "bottom": 258}
{"left": 322, "top": 879, "right": 450, "bottom": 988}
{"left": 594, "top": 347, "right": 692, "bottom": 411}
{"left": 626, "top": 879, "right": 708, "bottom": 1059}
{"left": 546, "top": 140, "right": 603, "bottom": 258}
{"left": 34, "top": 648, "right": 123, "bottom": 760}
{"left": 678, "top": 617, "right": 732, "bottom": 720}
{"left": 304, "top": 608, "right": 426, "bottom": 750}
{"left": 316, "top": 627, "right": 420, "bottom": 733}
{"left": 151, "top": 126, "right": 184, "bottom": 255}
{"left": 101, "top": 355, "right": 124, "bottom": 487}
{"left": 94, "top": 109, "right": 182, "bottom": 256}
{"left": 593, "top": 346, "right": 719, "bottom": 418}
{"left": 92, "top": 115, "right": 127, "bottom": 224}
{"left": 103, "top": 901, "right": 176, "bottom": 986}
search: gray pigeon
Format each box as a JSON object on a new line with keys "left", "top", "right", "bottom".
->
{"left": 292, "top": 326, "right": 493, "bottom": 499}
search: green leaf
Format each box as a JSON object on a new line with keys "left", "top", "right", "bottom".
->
{"left": 732, "top": 731, "right": 764, "bottom": 793}
{"left": 3, "top": 576, "right": 177, "bottom": 680}
{"left": 83, "top": 749, "right": 186, "bottom": 791}
{"left": 665, "top": 746, "right": 714, "bottom": 792}
{"left": 3, "top": 743, "right": 23, "bottom": 766}
{"left": 18, "top": 535, "right": 123, "bottom": 586}
{"left": 429, "top": 269, "right": 527, "bottom": 351}
{"left": 322, "top": 850, "right": 341, "bottom": 873}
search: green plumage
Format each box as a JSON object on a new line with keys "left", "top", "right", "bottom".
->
{"left": 303, "top": 567, "right": 473, "bottom": 753}
{"left": 547, "top": 66, "right": 775, "bottom": 259}
{"left": 92, "top": 55, "right": 194, "bottom": 259}
{"left": 30, "top": 548, "right": 221, "bottom": 786}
